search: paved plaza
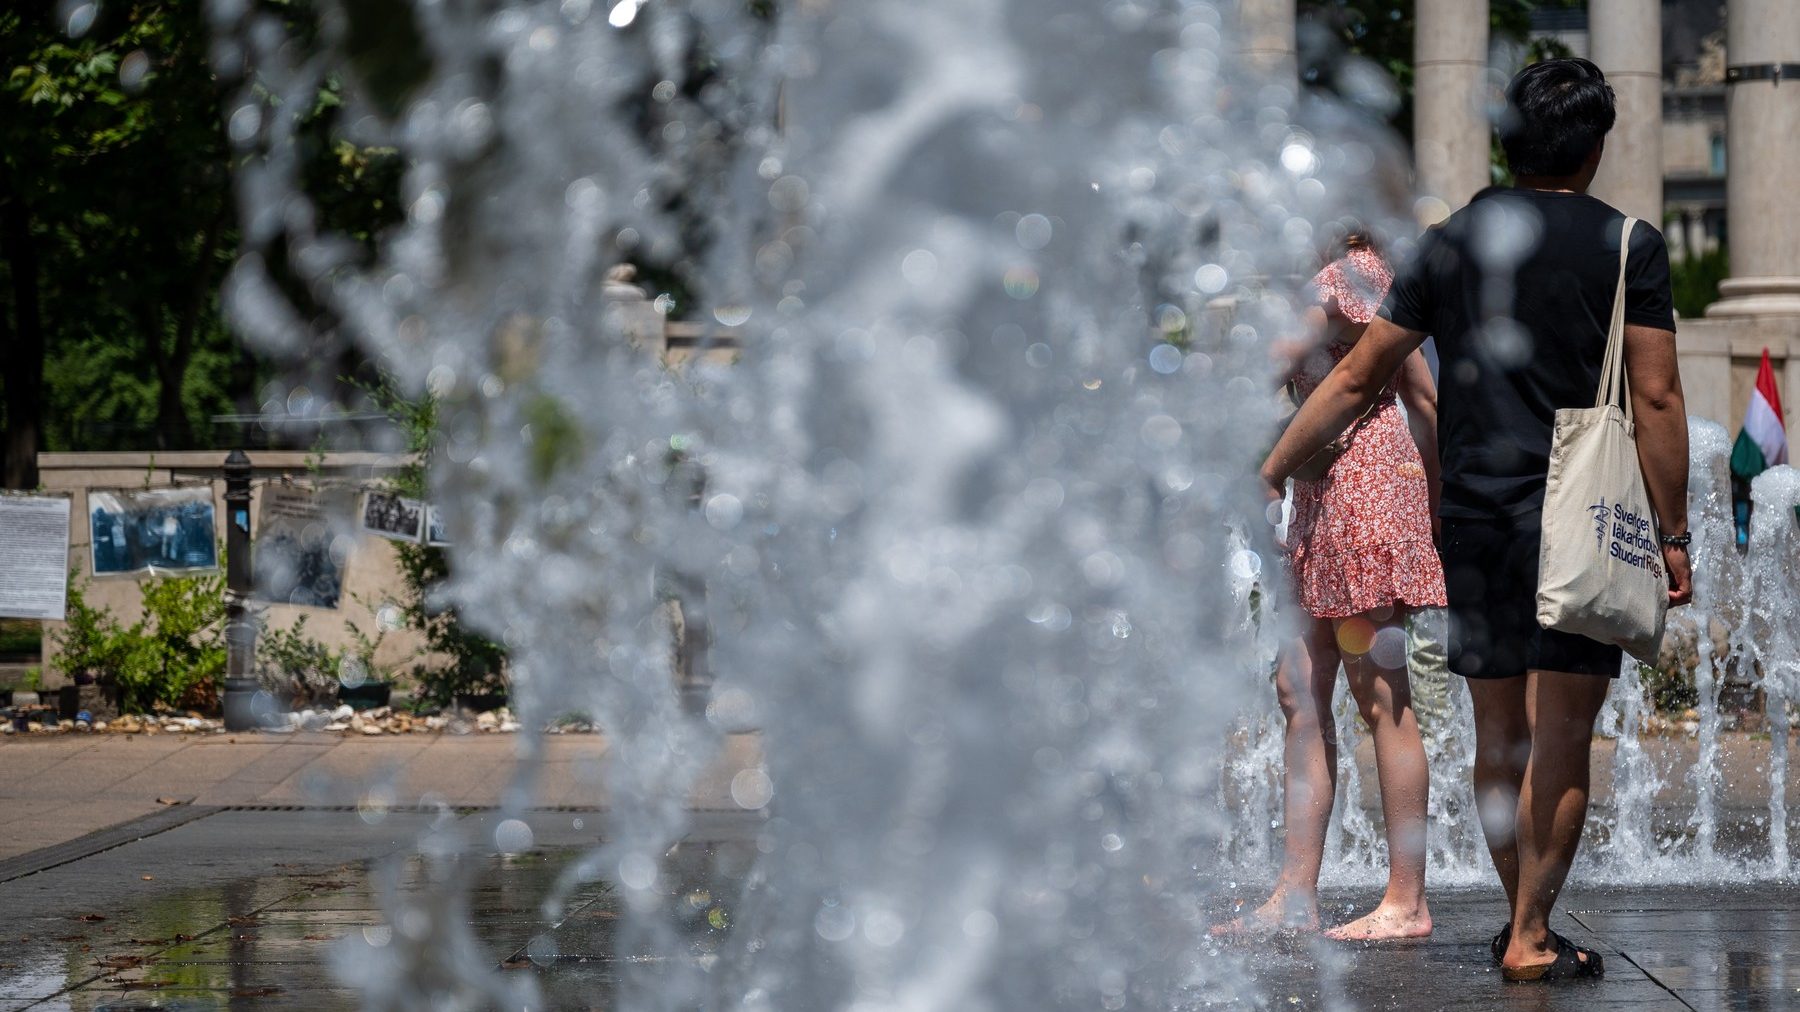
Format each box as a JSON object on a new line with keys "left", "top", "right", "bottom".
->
{"left": 0, "top": 733, "right": 1792, "bottom": 1008}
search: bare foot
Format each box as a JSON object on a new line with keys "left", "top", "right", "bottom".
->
{"left": 1322, "top": 901, "right": 1432, "bottom": 941}
{"left": 1210, "top": 892, "right": 1320, "bottom": 938}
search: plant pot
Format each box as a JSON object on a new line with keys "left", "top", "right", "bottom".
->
{"left": 455, "top": 691, "right": 507, "bottom": 714}
{"left": 57, "top": 684, "right": 82, "bottom": 720}
{"left": 338, "top": 682, "right": 393, "bottom": 711}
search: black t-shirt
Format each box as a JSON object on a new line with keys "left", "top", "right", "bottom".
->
{"left": 1380, "top": 187, "right": 1676, "bottom": 520}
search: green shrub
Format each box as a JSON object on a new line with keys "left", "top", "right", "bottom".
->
{"left": 362, "top": 372, "right": 508, "bottom": 710}
{"left": 55, "top": 572, "right": 225, "bottom": 714}
{"left": 0, "top": 619, "right": 42, "bottom": 657}
{"left": 256, "top": 614, "right": 342, "bottom": 707}
{"left": 1671, "top": 248, "right": 1728, "bottom": 320}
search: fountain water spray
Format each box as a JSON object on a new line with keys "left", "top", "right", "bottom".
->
{"left": 209, "top": 0, "right": 1426, "bottom": 1006}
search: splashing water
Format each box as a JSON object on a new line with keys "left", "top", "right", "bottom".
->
{"left": 1747, "top": 465, "right": 1800, "bottom": 877}
{"left": 208, "top": 0, "right": 1432, "bottom": 1006}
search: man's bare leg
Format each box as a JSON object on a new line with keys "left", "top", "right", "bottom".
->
{"left": 1213, "top": 620, "right": 1340, "bottom": 935}
{"left": 1501, "top": 669, "right": 1611, "bottom": 973}
{"left": 1326, "top": 612, "right": 1432, "bottom": 941}
{"left": 1467, "top": 675, "right": 1530, "bottom": 910}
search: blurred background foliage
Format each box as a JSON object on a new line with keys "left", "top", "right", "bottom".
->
{"left": 0, "top": 0, "right": 1612, "bottom": 486}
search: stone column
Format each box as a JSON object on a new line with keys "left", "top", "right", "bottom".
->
{"left": 1235, "top": 0, "right": 1295, "bottom": 79}
{"left": 1589, "top": 0, "right": 1664, "bottom": 224}
{"left": 1414, "top": 0, "right": 1491, "bottom": 220}
{"left": 1708, "top": 0, "right": 1800, "bottom": 317}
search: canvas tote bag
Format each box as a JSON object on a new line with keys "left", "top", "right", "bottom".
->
{"left": 1536, "top": 217, "right": 1669, "bottom": 662}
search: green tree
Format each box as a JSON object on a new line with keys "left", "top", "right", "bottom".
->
{"left": 2, "top": 3, "right": 238, "bottom": 478}
{"left": 1302, "top": 1, "right": 1583, "bottom": 149}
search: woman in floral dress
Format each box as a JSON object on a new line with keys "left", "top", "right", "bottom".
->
{"left": 1221, "top": 234, "right": 1448, "bottom": 941}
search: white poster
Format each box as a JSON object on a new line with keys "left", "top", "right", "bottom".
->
{"left": 0, "top": 495, "right": 71, "bottom": 620}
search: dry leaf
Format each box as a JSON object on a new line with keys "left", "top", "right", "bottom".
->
{"left": 140, "top": 875, "right": 154, "bottom": 881}
{"left": 155, "top": 797, "right": 183, "bottom": 806}
{"left": 77, "top": 914, "right": 107, "bottom": 923}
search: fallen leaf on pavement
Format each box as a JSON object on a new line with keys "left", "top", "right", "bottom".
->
{"left": 96, "top": 954, "right": 147, "bottom": 970}
{"left": 77, "top": 914, "right": 106, "bottom": 923}
{"left": 140, "top": 875, "right": 154, "bottom": 881}
{"left": 155, "top": 797, "right": 183, "bottom": 806}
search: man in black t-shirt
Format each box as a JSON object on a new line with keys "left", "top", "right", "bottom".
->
{"left": 1262, "top": 60, "right": 1692, "bottom": 982}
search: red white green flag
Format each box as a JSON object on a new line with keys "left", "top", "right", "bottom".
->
{"left": 1731, "top": 347, "right": 1788, "bottom": 479}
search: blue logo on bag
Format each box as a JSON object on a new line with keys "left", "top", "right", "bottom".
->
{"left": 1589, "top": 499, "right": 1610, "bottom": 552}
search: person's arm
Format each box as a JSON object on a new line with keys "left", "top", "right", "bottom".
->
{"left": 1261, "top": 315, "right": 1428, "bottom": 490}
{"left": 1395, "top": 348, "right": 1441, "bottom": 541}
{"left": 1623, "top": 322, "right": 1693, "bottom": 607}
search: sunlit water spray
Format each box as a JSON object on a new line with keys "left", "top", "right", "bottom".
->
{"left": 206, "top": 0, "right": 1437, "bottom": 1006}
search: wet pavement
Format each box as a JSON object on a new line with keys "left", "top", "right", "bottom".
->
{"left": 1215, "top": 883, "right": 1800, "bottom": 1010}
{"left": 0, "top": 806, "right": 1793, "bottom": 1009}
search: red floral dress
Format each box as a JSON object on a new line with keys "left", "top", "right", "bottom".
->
{"left": 1287, "top": 248, "right": 1447, "bottom": 619}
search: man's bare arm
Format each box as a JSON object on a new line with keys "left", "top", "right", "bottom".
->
{"left": 1622, "top": 322, "right": 1693, "bottom": 606}
{"left": 1260, "top": 316, "right": 1428, "bottom": 488}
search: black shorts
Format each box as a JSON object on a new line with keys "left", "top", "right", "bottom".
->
{"left": 1440, "top": 515, "right": 1624, "bottom": 680}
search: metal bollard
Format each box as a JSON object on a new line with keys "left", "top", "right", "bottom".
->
{"left": 221, "top": 450, "right": 259, "bottom": 731}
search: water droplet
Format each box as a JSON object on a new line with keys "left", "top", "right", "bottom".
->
{"left": 495, "top": 818, "right": 534, "bottom": 854}
{"left": 607, "top": 0, "right": 642, "bottom": 28}
{"left": 1015, "top": 213, "right": 1053, "bottom": 250}
{"left": 730, "top": 768, "right": 773, "bottom": 810}
{"left": 1148, "top": 343, "right": 1183, "bottom": 374}
{"left": 1193, "top": 263, "right": 1228, "bottom": 294}
{"left": 119, "top": 50, "right": 150, "bottom": 92}
{"left": 705, "top": 493, "right": 744, "bottom": 530}
{"left": 901, "top": 248, "right": 938, "bottom": 285}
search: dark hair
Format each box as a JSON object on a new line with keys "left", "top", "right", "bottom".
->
{"left": 1498, "top": 58, "right": 1616, "bottom": 177}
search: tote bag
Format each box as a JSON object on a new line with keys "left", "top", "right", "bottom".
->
{"left": 1536, "top": 217, "right": 1669, "bottom": 663}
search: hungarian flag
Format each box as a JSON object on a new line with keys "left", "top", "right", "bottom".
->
{"left": 1731, "top": 347, "right": 1789, "bottom": 479}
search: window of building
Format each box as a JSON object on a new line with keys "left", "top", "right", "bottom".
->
{"left": 1711, "top": 134, "right": 1726, "bottom": 176}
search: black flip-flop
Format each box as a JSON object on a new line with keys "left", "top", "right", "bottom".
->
{"left": 1489, "top": 923, "right": 1510, "bottom": 965}
{"left": 1501, "top": 932, "right": 1605, "bottom": 982}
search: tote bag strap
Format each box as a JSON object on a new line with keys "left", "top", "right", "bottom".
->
{"left": 1595, "top": 217, "right": 1638, "bottom": 416}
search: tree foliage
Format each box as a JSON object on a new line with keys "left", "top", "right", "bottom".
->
{"left": 1302, "top": 0, "right": 1583, "bottom": 147}
{"left": 0, "top": 2, "right": 403, "bottom": 481}
{"left": 1, "top": 3, "right": 238, "bottom": 477}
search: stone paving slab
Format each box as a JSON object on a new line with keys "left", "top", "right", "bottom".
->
{"left": 0, "top": 805, "right": 1791, "bottom": 1009}
{"left": 0, "top": 733, "right": 762, "bottom": 862}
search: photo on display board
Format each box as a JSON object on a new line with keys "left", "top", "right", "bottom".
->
{"left": 88, "top": 487, "right": 218, "bottom": 575}
{"left": 360, "top": 491, "right": 425, "bottom": 543}
{"left": 254, "top": 484, "right": 353, "bottom": 609}
{"left": 424, "top": 504, "right": 451, "bottom": 547}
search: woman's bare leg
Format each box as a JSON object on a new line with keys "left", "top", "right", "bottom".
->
{"left": 1214, "top": 619, "right": 1340, "bottom": 934}
{"left": 1326, "top": 609, "right": 1433, "bottom": 941}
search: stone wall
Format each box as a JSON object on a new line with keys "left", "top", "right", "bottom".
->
{"left": 1676, "top": 319, "right": 1799, "bottom": 434}
{"left": 35, "top": 451, "right": 427, "bottom": 690}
